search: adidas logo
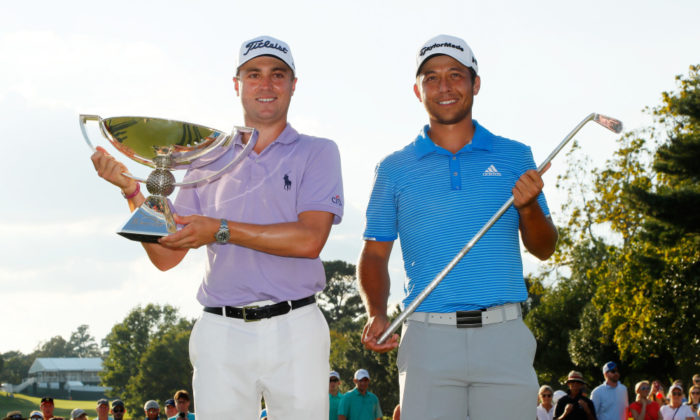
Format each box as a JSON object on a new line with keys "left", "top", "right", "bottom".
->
{"left": 482, "top": 165, "right": 501, "bottom": 176}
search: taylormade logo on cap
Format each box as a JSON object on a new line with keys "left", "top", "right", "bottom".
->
{"left": 416, "top": 34, "right": 478, "bottom": 75}
{"left": 237, "top": 35, "right": 295, "bottom": 74}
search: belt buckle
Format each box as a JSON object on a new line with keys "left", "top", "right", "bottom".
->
{"left": 241, "top": 305, "right": 260, "bottom": 322}
{"left": 456, "top": 309, "right": 484, "bottom": 328}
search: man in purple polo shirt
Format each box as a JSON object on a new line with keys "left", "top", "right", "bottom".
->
{"left": 91, "top": 35, "right": 344, "bottom": 420}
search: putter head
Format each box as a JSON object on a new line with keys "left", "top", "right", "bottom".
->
{"left": 593, "top": 114, "right": 623, "bottom": 134}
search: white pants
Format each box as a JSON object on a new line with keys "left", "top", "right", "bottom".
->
{"left": 189, "top": 303, "right": 330, "bottom": 420}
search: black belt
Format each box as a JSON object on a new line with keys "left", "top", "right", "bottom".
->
{"left": 203, "top": 295, "right": 316, "bottom": 322}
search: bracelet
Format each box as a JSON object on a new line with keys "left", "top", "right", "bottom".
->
{"left": 121, "top": 183, "right": 140, "bottom": 199}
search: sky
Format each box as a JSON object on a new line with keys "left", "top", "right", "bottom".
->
{"left": 1, "top": 0, "right": 699, "bottom": 356}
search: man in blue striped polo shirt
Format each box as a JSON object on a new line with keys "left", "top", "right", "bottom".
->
{"left": 358, "top": 34, "right": 558, "bottom": 420}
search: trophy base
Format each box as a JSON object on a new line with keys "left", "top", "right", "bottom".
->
{"left": 117, "top": 195, "right": 177, "bottom": 243}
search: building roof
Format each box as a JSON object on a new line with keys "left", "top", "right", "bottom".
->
{"left": 28, "top": 358, "right": 103, "bottom": 374}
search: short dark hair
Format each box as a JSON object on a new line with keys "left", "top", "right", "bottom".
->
{"left": 174, "top": 390, "right": 190, "bottom": 401}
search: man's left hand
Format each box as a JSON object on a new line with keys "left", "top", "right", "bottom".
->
{"left": 513, "top": 162, "right": 550, "bottom": 210}
{"left": 158, "top": 214, "right": 220, "bottom": 249}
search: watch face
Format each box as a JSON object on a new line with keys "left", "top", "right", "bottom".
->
{"left": 215, "top": 220, "right": 230, "bottom": 243}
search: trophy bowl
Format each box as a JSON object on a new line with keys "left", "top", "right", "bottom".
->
{"left": 79, "top": 114, "right": 257, "bottom": 243}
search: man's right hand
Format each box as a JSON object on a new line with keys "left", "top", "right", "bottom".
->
{"left": 361, "top": 314, "right": 399, "bottom": 353}
{"left": 91, "top": 146, "right": 137, "bottom": 195}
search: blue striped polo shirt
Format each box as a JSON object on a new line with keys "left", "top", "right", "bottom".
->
{"left": 364, "top": 120, "right": 550, "bottom": 312}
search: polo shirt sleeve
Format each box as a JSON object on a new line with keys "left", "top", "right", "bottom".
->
{"left": 363, "top": 160, "right": 398, "bottom": 241}
{"left": 297, "top": 139, "right": 344, "bottom": 224}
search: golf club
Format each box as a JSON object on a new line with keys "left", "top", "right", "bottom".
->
{"left": 377, "top": 113, "right": 623, "bottom": 344}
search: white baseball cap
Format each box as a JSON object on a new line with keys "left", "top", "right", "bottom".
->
{"left": 237, "top": 35, "right": 295, "bottom": 75}
{"left": 416, "top": 34, "right": 478, "bottom": 75}
{"left": 354, "top": 369, "right": 370, "bottom": 380}
{"left": 329, "top": 370, "right": 341, "bottom": 380}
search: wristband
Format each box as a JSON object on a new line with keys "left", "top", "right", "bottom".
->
{"left": 121, "top": 183, "right": 140, "bottom": 199}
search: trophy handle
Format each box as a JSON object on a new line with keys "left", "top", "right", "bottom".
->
{"left": 79, "top": 114, "right": 146, "bottom": 183}
{"left": 174, "top": 126, "right": 258, "bottom": 187}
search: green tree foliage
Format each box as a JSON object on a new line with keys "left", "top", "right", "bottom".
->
{"left": 321, "top": 260, "right": 400, "bottom": 415}
{"left": 101, "top": 304, "right": 185, "bottom": 417}
{"left": 123, "top": 319, "right": 195, "bottom": 416}
{"left": 526, "top": 65, "right": 700, "bottom": 386}
{"left": 0, "top": 351, "right": 33, "bottom": 384}
{"left": 66, "top": 324, "right": 102, "bottom": 357}
{"left": 318, "top": 260, "right": 364, "bottom": 331}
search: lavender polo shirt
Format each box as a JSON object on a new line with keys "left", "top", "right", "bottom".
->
{"left": 173, "top": 124, "right": 344, "bottom": 307}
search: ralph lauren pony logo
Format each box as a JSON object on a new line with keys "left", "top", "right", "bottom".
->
{"left": 283, "top": 174, "right": 292, "bottom": 190}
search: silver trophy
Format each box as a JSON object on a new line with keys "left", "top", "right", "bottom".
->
{"left": 79, "top": 114, "right": 256, "bottom": 243}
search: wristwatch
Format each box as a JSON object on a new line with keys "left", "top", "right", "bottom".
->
{"left": 214, "top": 219, "right": 230, "bottom": 244}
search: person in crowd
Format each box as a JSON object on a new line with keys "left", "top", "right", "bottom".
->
{"left": 591, "top": 361, "right": 628, "bottom": 420}
{"left": 629, "top": 380, "right": 661, "bottom": 420}
{"left": 651, "top": 381, "right": 667, "bottom": 407}
{"left": 90, "top": 35, "right": 343, "bottom": 420}
{"left": 110, "top": 400, "right": 125, "bottom": 420}
{"left": 70, "top": 409, "right": 87, "bottom": 420}
{"left": 95, "top": 399, "right": 109, "bottom": 420}
{"left": 29, "top": 412, "right": 43, "bottom": 420}
{"left": 329, "top": 370, "right": 344, "bottom": 420}
{"left": 692, "top": 375, "right": 700, "bottom": 390}
{"left": 337, "top": 369, "right": 382, "bottom": 420}
{"left": 170, "top": 390, "right": 195, "bottom": 420}
{"left": 686, "top": 385, "right": 700, "bottom": 420}
{"left": 3, "top": 411, "right": 25, "bottom": 420}
{"left": 538, "top": 385, "right": 555, "bottom": 420}
{"left": 259, "top": 408, "right": 267, "bottom": 420}
{"left": 143, "top": 401, "right": 160, "bottom": 420}
{"left": 554, "top": 371, "right": 596, "bottom": 420}
{"left": 554, "top": 390, "right": 568, "bottom": 406}
{"left": 660, "top": 384, "right": 694, "bottom": 420}
{"left": 164, "top": 400, "right": 177, "bottom": 419}
{"left": 40, "top": 397, "right": 54, "bottom": 420}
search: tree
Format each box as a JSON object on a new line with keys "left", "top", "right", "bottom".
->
{"left": 101, "top": 304, "right": 181, "bottom": 409}
{"left": 318, "top": 260, "right": 364, "bottom": 331}
{"left": 0, "top": 351, "right": 32, "bottom": 384}
{"left": 526, "top": 65, "right": 700, "bottom": 386}
{"left": 124, "top": 319, "right": 195, "bottom": 416}
{"left": 66, "top": 324, "right": 101, "bottom": 357}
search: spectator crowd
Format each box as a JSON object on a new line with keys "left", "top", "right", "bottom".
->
{"left": 3, "top": 367, "right": 698, "bottom": 420}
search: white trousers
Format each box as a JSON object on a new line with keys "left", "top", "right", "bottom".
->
{"left": 189, "top": 304, "right": 330, "bottom": 420}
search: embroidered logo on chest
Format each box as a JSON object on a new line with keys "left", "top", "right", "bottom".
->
{"left": 283, "top": 174, "right": 292, "bottom": 190}
{"left": 482, "top": 165, "right": 501, "bottom": 176}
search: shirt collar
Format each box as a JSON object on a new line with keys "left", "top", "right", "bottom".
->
{"left": 413, "top": 119, "right": 493, "bottom": 159}
{"left": 233, "top": 123, "right": 299, "bottom": 146}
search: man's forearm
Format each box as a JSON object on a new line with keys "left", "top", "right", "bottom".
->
{"left": 357, "top": 241, "right": 393, "bottom": 316}
{"left": 519, "top": 204, "right": 558, "bottom": 260}
{"left": 227, "top": 211, "right": 334, "bottom": 258}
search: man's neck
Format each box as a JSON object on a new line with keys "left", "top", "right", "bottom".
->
{"left": 242, "top": 119, "right": 288, "bottom": 154}
{"left": 606, "top": 380, "right": 618, "bottom": 387}
{"left": 427, "top": 117, "right": 475, "bottom": 154}
{"left": 357, "top": 387, "right": 367, "bottom": 395}
{"left": 330, "top": 390, "right": 339, "bottom": 396}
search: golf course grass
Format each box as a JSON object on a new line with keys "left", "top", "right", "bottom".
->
{"left": 0, "top": 393, "right": 97, "bottom": 418}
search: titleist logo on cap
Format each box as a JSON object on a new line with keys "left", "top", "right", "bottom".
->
{"left": 243, "top": 39, "right": 289, "bottom": 56}
{"left": 420, "top": 42, "right": 464, "bottom": 56}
